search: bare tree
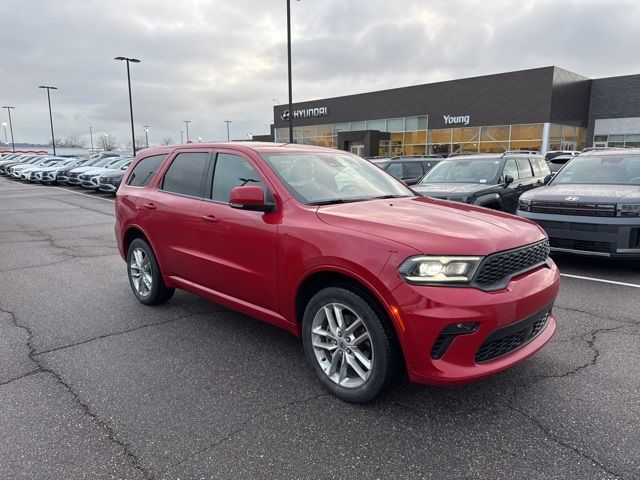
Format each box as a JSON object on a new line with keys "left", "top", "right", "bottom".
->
{"left": 98, "top": 134, "right": 117, "bottom": 151}
{"left": 160, "top": 137, "right": 174, "bottom": 146}
{"left": 63, "top": 134, "right": 85, "bottom": 148}
{"left": 127, "top": 135, "right": 147, "bottom": 151}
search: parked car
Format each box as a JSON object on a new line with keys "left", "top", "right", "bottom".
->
{"left": 98, "top": 169, "right": 127, "bottom": 193}
{"left": 0, "top": 155, "right": 43, "bottom": 174}
{"left": 547, "top": 154, "right": 575, "bottom": 173}
{"left": 518, "top": 148, "right": 640, "bottom": 259}
{"left": 366, "top": 156, "right": 392, "bottom": 168}
{"left": 41, "top": 158, "right": 92, "bottom": 184}
{"left": 413, "top": 152, "right": 551, "bottom": 213}
{"left": 19, "top": 158, "right": 66, "bottom": 181}
{"left": 61, "top": 156, "right": 125, "bottom": 185}
{"left": 79, "top": 158, "right": 132, "bottom": 189}
{"left": 7, "top": 157, "right": 57, "bottom": 178}
{"left": 545, "top": 150, "right": 579, "bottom": 161}
{"left": 382, "top": 155, "right": 443, "bottom": 185}
{"left": 115, "top": 143, "right": 559, "bottom": 403}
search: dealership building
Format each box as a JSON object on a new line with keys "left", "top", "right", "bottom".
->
{"left": 268, "top": 66, "right": 640, "bottom": 157}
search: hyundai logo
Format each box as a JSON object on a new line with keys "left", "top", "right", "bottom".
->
{"left": 280, "top": 110, "right": 290, "bottom": 121}
{"left": 564, "top": 196, "right": 580, "bottom": 201}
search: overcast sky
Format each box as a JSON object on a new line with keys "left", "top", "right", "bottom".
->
{"left": 1, "top": 0, "right": 639, "bottom": 147}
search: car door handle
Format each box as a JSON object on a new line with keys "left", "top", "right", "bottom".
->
{"left": 142, "top": 203, "right": 157, "bottom": 210}
{"left": 201, "top": 214, "right": 218, "bottom": 223}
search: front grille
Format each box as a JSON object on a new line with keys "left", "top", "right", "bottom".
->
{"left": 531, "top": 201, "right": 616, "bottom": 217}
{"left": 68, "top": 172, "right": 79, "bottom": 179}
{"left": 475, "top": 311, "right": 550, "bottom": 363}
{"left": 549, "top": 237, "right": 612, "bottom": 253}
{"left": 474, "top": 240, "right": 549, "bottom": 290}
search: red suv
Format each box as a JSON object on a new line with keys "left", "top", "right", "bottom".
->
{"left": 115, "top": 143, "right": 559, "bottom": 403}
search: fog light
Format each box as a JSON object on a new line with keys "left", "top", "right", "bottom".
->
{"left": 431, "top": 322, "right": 480, "bottom": 359}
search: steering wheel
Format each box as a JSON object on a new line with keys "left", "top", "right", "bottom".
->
{"left": 629, "top": 177, "right": 640, "bottom": 183}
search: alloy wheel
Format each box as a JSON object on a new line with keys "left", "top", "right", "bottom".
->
{"left": 129, "top": 247, "right": 152, "bottom": 297}
{"left": 311, "top": 303, "right": 374, "bottom": 388}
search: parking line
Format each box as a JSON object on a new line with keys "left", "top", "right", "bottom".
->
{"left": 560, "top": 273, "right": 640, "bottom": 289}
{"left": 55, "top": 187, "right": 115, "bottom": 203}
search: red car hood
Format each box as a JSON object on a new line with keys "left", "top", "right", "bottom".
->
{"left": 316, "top": 196, "right": 546, "bottom": 256}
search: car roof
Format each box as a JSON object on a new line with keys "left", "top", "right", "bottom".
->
{"left": 133, "top": 142, "right": 348, "bottom": 158}
{"left": 579, "top": 147, "right": 640, "bottom": 156}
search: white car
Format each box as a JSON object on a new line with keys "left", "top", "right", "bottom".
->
{"left": 65, "top": 156, "right": 127, "bottom": 185}
{"left": 78, "top": 158, "right": 132, "bottom": 188}
{"left": 8, "top": 157, "right": 58, "bottom": 177}
{"left": 19, "top": 158, "right": 66, "bottom": 181}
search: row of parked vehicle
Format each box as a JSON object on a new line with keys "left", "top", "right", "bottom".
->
{"left": 369, "top": 148, "right": 640, "bottom": 259}
{"left": 0, "top": 151, "right": 132, "bottom": 192}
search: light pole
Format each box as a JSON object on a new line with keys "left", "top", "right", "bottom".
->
{"left": 180, "top": 130, "right": 184, "bottom": 144}
{"left": 2, "top": 106, "right": 15, "bottom": 153}
{"left": 38, "top": 85, "right": 58, "bottom": 155}
{"left": 114, "top": 56, "right": 141, "bottom": 156}
{"left": 143, "top": 125, "right": 150, "bottom": 148}
{"left": 286, "top": 0, "right": 300, "bottom": 143}
{"left": 223, "top": 120, "right": 232, "bottom": 141}
{"left": 183, "top": 120, "right": 191, "bottom": 142}
{"left": 89, "top": 126, "right": 94, "bottom": 153}
{"left": 1, "top": 122, "right": 7, "bottom": 145}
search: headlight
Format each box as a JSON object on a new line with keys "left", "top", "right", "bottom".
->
{"left": 398, "top": 256, "right": 482, "bottom": 284}
{"left": 617, "top": 204, "right": 640, "bottom": 217}
{"left": 518, "top": 198, "right": 531, "bottom": 212}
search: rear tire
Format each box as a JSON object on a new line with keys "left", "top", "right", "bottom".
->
{"left": 301, "top": 287, "right": 399, "bottom": 404}
{"left": 127, "top": 238, "right": 175, "bottom": 305}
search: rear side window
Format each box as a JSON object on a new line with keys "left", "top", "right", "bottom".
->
{"left": 210, "top": 153, "right": 267, "bottom": 203}
{"left": 161, "top": 152, "right": 210, "bottom": 197}
{"left": 127, "top": 154, "right": 166, "bottom": 187}
{"left": 402, "top": 162, "right": 424, "bottom": 178}
{"left": 517, "top": 158, "right": 533, "bottom": 178}
{"left": 385, "top": 162, "right": 403, "bottom": 179}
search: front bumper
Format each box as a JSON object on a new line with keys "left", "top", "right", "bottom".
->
{"left": 393, "top": 261, "right": 559, "bottom": 385}
{"left": 81, "top": 178, "right": 100, "bottom": 189}
{"left": 67, "top": 176, "right": 81, "bottom": 185}
{"left": 98, "top": 182, "right": 118, "bottom": 193}
{"left": 518, "top": 210, "right": 640, "bottom": 258}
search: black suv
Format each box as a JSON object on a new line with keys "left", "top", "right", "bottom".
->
{"left": 381, "top": 155, "right": 443, "bottom": 185}
{"left": 413, "top": 152, "right": 551, "bottom": 213}
{"left": 518, "top": 148, "right": 640, "bottom": 259}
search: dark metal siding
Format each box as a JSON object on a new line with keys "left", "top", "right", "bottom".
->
{"left": 549, "top": 67, "right": 591, "bottom": 127}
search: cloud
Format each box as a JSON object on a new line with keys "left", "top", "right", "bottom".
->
{"left": 1, "top": 0, "right": 638, "bottom": 146}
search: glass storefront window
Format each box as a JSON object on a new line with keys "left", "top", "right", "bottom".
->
{"left": 367, "top": 119, "right": 386, "bottom": 131}
{"left": 303, "top": 125, "right": 318, "bottom": 138}
{"left": 561, "top": 125, "right": 578, "bottom": 142}
{"left": 350, "top": 121, "right": 366, "bottom": 131}
{"left": 333, "top": 123, "right": 349, "bottom": 133}
{"left": 316, "top": 124, "right": 332, "bottom": 136}
{"left": 479, "top": 142, "right": 508, "bottom": 153}
{"left": 429, "top": 129, "right": 452, "bottom": 144}
{"left": 405, "top": 144, "right": 427, "bottom": 155}
{"left": 594, "top": 135, "right": 608, "bottom": 142}
{"left": 481, "top": 125, "right": 509, "bottom": 142}
{"left": 509, "top": 140, "right": 542, "bottom": 151}
{"left": 387, "top": 118, "right": 405, "bottom": 132}
{"left": 417, "top": 116, "right": 428, "bottom": 130}
{"left": 404, "top": 131, "right": 427, "bottom": 144}
{"left": 452, "top": 127, "right": 480, "bottom": 143}
{"left": 405, "top": 117, "right": 419, "bottom": 131}
{"left": 510, "top": 124, "right": 543, "bottom": 141}
{"left": 275, "top": 128, "right": 289, "bottom": 142}
{"left": 609, "top": 135, "right": 625, "bottom": 142}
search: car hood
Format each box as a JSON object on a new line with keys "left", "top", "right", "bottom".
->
{"left": 521, "top": 184, "right": 640, "bottom": 203}
{"left": 100, "top": 171, "right": 125, "bottom": 179}
{"left": 316, "top": 196, "right": 545, "bottom": 256}
{"left": 80, "top": 167, "right": 115, "bottom": 176}
{"left": 413, "top": 183, "right": 494, "bottom": 197}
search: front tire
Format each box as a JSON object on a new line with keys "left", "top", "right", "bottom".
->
{"left": 127, "top": 238, "right": 175, "bottom": 305}
{"left": 302, "top": 287, "right": 399, "bottom": 403}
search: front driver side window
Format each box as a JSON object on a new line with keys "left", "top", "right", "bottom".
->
{"left": 211, "top": 153, "right": 270, "bottom": 203}
{"left": 502, "top": 158, "right": 519, "bottom": 182}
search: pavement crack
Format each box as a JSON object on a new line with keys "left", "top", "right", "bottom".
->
{"left": 555, "top": 304, "right": 639, "bottom": 326}
{"left": 34, "top": 311, "right": 200, "bottom": 357}
{"left": 161, "top": 393, "right": 329, "bottom": 475}
{"left": 0, "top": 368, "right": 42, "bottom": 387}
{"left": 0, "top": 303, "right": 154, "bottom": 479}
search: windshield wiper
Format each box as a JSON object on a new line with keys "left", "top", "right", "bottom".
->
{"left": 310, "top": 198, "right": 366, "bottom": 206}
{"left": 369, "top": 194, "right": 409, "bottom": 200}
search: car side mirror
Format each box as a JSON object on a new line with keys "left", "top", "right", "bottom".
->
{"left": 543, "top": 174, "right": 552, "bottom": 184}
{"left": 504, "top": 174, "right": 514, "bottom": 185}
{"left": 229, "top": 186, "right": 274, "bottom": 213}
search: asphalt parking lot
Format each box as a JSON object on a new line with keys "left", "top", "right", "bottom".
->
{"left": 0, "top": 176, "right": 638, "bottom": 480}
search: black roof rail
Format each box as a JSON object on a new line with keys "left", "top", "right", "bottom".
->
{"left": 581, "top": 146, "right": 631, "bottom": 152}
{"left": 501, "top": 150, "right": 540, "bottom": 156}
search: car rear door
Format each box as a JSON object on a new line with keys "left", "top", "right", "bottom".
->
{"left": 516, "top": 158, "right": 537, "bottom": 194}
{"left": 400, "top": 161, "right": 425, "bottom": 185}
{"left": 137, "top": 150, "right": 212, "bottom": 280}
{"left": 197, "top": 149, "right": 279, "bottom": 311}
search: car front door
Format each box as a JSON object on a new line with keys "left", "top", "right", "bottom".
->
{"left": 139, "top": 150, "right": 211, "bottom": 280}
{"left": 198, "top": 150, "right": 279, "bottom": 311}
{"left": 500, "top": 158, "right": 520, "bottom": 213}
{"left": 401, "top": 161, "right": 425, "bottom": 185}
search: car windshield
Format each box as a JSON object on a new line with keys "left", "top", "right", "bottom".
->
{"left": 261, "top": 152, "right": 413, "bottom": 205}
{"left": 419, "top": 158, "right": 501, "bottom": 184}
{"left": 551, "top": 154, "right": 640, "bottom": 185}
{"left": 91, "top": 157, "right": 118, "bottom": 168}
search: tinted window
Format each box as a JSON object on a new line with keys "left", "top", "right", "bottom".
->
{"left": 503, "top": 158, "right": 519, "bottom": 180}
{"left": 128, "top": 154, "right": 167, "bottom": 187}
{"left": 402, "top": 162, "right": 424, "bottom": 178}
{"left": 161, "top": 152, "right": 209, "bottom": 196}
{"left": 531, "top": 157, "right": 550, "bottom": 176}
{"left": 517, "top": 158, "right": 533, "bottom": 178}
{"left": 211, "top": 153, "right": 266, "bottom": 203}
{"left": 385, "top": 162, "right": 403, "bottom": 179}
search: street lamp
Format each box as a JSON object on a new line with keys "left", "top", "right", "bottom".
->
{"left": 38, "top": 85, "right": 58, "bottom": 155}
{"left": 89, "top": 126, "right": 94, "bottom": 153}
{"left": 143, "top": 125, "right": 150, "bottom": 148}
{"left": 1, "top": 122, "right": 7, "bottom": 145}
{"left": 223, "top": 120, "right": 232, "bottom": 142}
{"left": 2, "top": 106, "right": 16, "bottom": 153}
{"left": 114, "top": 56, "right": 141, "bottom": 156}
{"left": 286, "top": 0, "right": 300, "bottom": 143}
{"left": 183, "top": 120, "right": 191, "bottom": 142}
{"left": 180, "top": 130, "right": 184, "bottom": 144}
